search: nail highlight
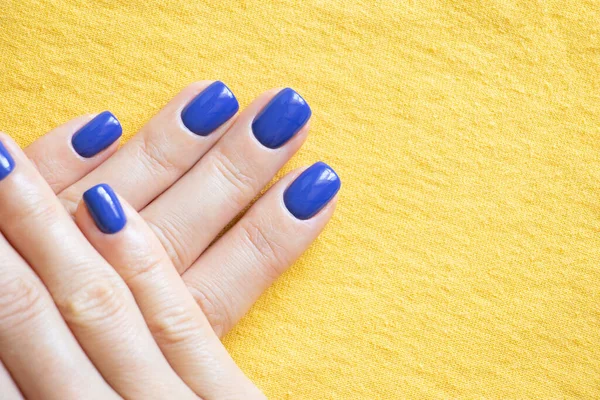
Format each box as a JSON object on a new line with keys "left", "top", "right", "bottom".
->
{"left": 71, "top": 111, "right": 122, "bottom": 158}
{"left": 0, "top": 142, "right": 15, "bottom": 180}
{"left": 181, "top": 81, "right": 239, "bottom": 136}
{"left": 283, "top": 162, "right": 340, "bottom": 220}
{"left": 83, "top": 184, "right": 127, "bottom": 234}
{"left": 252, "top": 88, "right": 311, "bottom": 149}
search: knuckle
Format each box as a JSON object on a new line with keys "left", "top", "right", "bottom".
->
{"left": 209, "top": 150, "right": 259, "bottom": 209}
{"left": 239, "top": 219, "right": 287, "bottom": 279}
{"left": 6, "top": 190, "right": 61, "bottom": 228}
{"left": 147, "top": 304, "right": 205, "bottom": 347}
{"left": 57, "top": 279, "right": 127, "bottom": 328}
{"left": 0, "top": 274, "right": 46, "bottom": 330}
{"left": 138, "top": 131, "right": 187, "bottom": 177}
{"left": 33, "top": 157, "right": 68, "bottom": 193}
{"left": 147, "top": 217, "right": 192, "bottom": 273}
{"left": 187, "top": 282, "right": 231, "bottom": 338}
{"left": 118, "top": 249, "right": 166, "bottom": 284}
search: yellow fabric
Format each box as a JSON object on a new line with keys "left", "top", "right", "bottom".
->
{"left": 1, "top": 0, "right": 599, "bottom": 398}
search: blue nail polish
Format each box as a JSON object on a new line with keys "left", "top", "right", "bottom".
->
{"left": 72, "top": 111, "right": 122, "bottom": 158}
{"left": 83, "top": 184, "right": 127, "bottom": 234}
{"left": 252, "top": 88, "right": 311, "bottom": 149}
{"left": 181, "top": 81, "right": 239, "bottom": 136}
{"left": 283, "top": 162, "right": 340, "bottom": 220}
{"left": 0, "top": 142, "right": 15, "bottom": 180}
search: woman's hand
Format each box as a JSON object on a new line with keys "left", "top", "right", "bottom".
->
{"left": 0, "top": 132, "right": 340, "bottom": 398}
{"left": 22, "top": 81, "right": 339, "bottom": 338}
{"left": 1, "top": 82, "right": 341, "bottom": 398}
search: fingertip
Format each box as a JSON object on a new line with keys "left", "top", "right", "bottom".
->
{"left": 276, "top": 162, "right": 341, "bottom": 222}
{"left": 82, "top": 183, "right": 127, "bottom": 234}
{"left": 25, "top": 113, "right": 123, "bottom": 193}
{"left": 251, "top": 87, "right": 312, "bottom": 149}
{"left": 71, "top": 111, "right": 123, "bottom": 159}
{"left": 180, "top": 81, "right": 240, "bottom": 136}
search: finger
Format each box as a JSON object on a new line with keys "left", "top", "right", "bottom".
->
{"left": 0, "top": 136, "right": 196, "bottom": 399}
{"left": 143, "top": 87, "right": 311, "bottom": 272}
{"left": 76, "top": 184, "right": 265, "bottom": 399}
{"left": 183, "top": 162, "right": 340, "bottom": 337}
{"left": 0, "top": 234, "right": 116, "bottom": 400}
{"left": 0, "top": 361, "right": 24, "bottom": 400}
{"left": 59, "top": 81, "right": 239, "bottom": 214}
{"left": 25, "top": 112, "right": 121, "bottom": 193}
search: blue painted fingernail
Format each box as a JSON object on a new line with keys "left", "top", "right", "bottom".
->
{"left": 252, "top": 88, "right": 311, "bottom": 149}
{"left": 283, "top": 162, "right": 340, "bottom": 220}
{"left": 72, "top": 111, "right": 122, "bottom": 158}
{"left": 0, "top": 142, "right": 15, "bottom": 180}
{"left": 83, "top": 184, "right": 127, "bottom": 234}
{"left": 181, "top": 81, "right": 239, "bottom": 136}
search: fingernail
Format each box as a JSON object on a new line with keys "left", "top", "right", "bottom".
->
{"left": 0, "top": 142, "right": 15, "bottom": 180}
{"left": 83, "top": 184, "right": 127, "bottom": 234}
{"left": 284, "top": 162, "right": 340, "bottom": 220}
{"left": 252, "top": 88, "right": 311, "bottom": 149}
{"left": 72, "top": 111, "right": 122, "bottom": 158}
{"left": 181, "top": 81, "right": 239, "bottom": 136}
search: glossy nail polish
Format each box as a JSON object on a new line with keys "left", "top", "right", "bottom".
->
{"left": 284, "top": 162, "right": 340, "bottom": 220}
{"left": 252, "top": 88, "right": 311, "bottom": 149}
{"left": 71, "top": 111, "right": 122, "bottom": 158}
{"left": 83, "top": 184, "right": 127, "bottom": 234}
{"left": 0, "top": 142, "right": 15, "bottom": 180}
{"left": 181, "top": 81, "right": 239, "bottom": 136}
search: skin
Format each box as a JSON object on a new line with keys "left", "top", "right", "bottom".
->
{"left": 0, "top": 81, "right": 338, "bottom": 397}
{"left": 25, "top": 81, "right": 338, "bottom": 336}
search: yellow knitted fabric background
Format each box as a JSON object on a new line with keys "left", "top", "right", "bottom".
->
{"left": 1, "top": 1, "right": 599, "bottom": 398}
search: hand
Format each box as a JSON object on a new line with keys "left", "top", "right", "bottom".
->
{"left": 0, "top": 135, "right": 281, "bottom": 398}
{"left": 1, "top": 82, "right": 341, "bottom": 399}
{"left": 22, "top": 81, "right": 339, "bottom": 338}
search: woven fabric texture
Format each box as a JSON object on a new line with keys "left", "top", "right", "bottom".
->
{"left": 1, "top": 1, "right": 599, "bottom": 398}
